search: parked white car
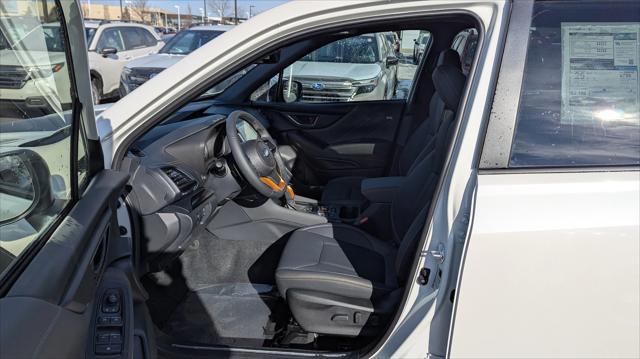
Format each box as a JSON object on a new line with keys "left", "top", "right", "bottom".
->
{"left": 0, "top": 1, "right": 638, "bottom": 359}
{"left": 84, "top": 21, "right": 164, "bottom": 103}
{"left": 0, "top": 22, "right": 72, "bottom": 118}
{"left": 120, "top": 25, "right": 233, "bottom": 96}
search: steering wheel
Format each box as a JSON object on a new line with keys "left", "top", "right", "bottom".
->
{"left": 226, "top": 110, "right": 292, "bottom": 199}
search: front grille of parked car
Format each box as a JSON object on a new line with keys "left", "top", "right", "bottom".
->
{"left": 298, "top": 79, "right": 356, "bottom": 103}
{"left": 0, "top": 65, "right": 29, "bottom": 89}
{"left": 126, "top": 67, "right": 164, "bottom": 90}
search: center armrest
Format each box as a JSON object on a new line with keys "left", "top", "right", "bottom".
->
{"left": 361, "top": 176, "right": 404, "bottom": 203}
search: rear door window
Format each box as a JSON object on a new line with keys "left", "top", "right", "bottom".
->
{"left": 122, "top": 27, "right": 147, "bottom": 50}
{"left": 509, "top": 0, "right": 639, "bottom": 167}
{"left": 139, "top": 28, "right": 157, "bottom": 47}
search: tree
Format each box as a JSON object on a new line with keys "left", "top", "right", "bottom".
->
{"left": 130, "top": 0, "right": 149, "bottom": 23}
{"left": 208, "top": 0, "right": 231, "bottom": 19}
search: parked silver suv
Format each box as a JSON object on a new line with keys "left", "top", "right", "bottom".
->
{"left": 286, "top": 32, "right": 399, "bottom": 102}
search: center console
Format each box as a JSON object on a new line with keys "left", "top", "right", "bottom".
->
{"left": 293, "top": 200, "right": 361, "bottom": 223}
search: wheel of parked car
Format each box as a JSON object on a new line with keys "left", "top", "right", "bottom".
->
{"left": 91, "top": 78, "right": 101, "bottom": 105}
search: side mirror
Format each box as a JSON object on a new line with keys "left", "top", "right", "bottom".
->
{"left": 386, "top": 56, "right": 399, "bottom": 67}
{"left": 282, "top": 80, "right": 302, "bottom": 103}
{"left": 100, "top": 47, "right": 118, "bottom": 57}
{"left": 0, "top": 150, "right": 52, "bottom": 224}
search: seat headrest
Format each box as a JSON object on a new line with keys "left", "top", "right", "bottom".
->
{"left": 432, "top": 64, "right": 466, "bottom": 110}
{"left": 437, "top": 49, "right": 462, "bottom": 69}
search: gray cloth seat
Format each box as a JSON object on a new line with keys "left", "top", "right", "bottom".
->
{"left": 320, "top": 49, "right": 463, "bottom": 207}
{"left": 276, "top": 223, "right": 397, "bottom": 300}
{"left": 276, "top": 60, "right": 466, "bottom": 336}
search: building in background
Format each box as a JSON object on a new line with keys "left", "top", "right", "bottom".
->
{"left": 78, "top": 3, "right": 246, "bottom": 29}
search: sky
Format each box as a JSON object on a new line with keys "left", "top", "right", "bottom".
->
{"left": 85, "top": 0, "right": 287, "bottom": 17}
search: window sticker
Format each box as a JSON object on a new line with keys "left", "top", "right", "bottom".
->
{"left": 561, "top": 23, "right": 639, "bottom": 124}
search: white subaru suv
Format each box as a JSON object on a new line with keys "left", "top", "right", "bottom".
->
{"left": 0, "top": 1, "right": 638, "bottom": 359}
{"left": 85, "top": 21, "right": 163, "bottom": 103}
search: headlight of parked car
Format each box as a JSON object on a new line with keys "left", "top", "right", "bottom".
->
{"left": 27, "top": 62, "right": 65, "bottom": 79}
{"left": 353, "top": 76, "right": 380, "bottom": 95}
{"left": 121, "top": 67, "right": 164, "bottom": 92}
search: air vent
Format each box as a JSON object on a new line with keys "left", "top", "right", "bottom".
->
{"left": 162, "top": 167, "right": 197, "bottom": 193}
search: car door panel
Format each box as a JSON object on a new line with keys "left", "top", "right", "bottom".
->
{"left": 0, "top": 171, "right": 132, "bottom": 358}
{"left": 261, "top": 100, "right": 405, "bottom": 185}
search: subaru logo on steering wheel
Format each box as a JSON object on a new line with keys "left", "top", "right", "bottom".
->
{"left": 312, "top": 82, "right": 324, "bottom": 90}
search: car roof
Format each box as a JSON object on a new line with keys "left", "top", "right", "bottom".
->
{"left": 84, "top": 21, "right": 101, "bottom": 29}
{"left": 187, "top": 25, "right": 234, "bottom": 32}
{"left": 85, "top": 21, "right": 155, "bottom": 30}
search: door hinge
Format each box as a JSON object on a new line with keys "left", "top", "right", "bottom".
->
{"left": 430, "top": 243, "right": 446, "bottom": 264}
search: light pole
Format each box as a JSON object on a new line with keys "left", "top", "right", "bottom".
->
{"left": 234, "top": 0, "right": 238, "bottom": 24}
{"left": 249, "top": 5, "right": 255, "bottom": 18}
{"left": 174, "top": 5, "right": 181, "bottom": 31}
{"left": 203, "top": 0, "right": 207, "bottom": 24}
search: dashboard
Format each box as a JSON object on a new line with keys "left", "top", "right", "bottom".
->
{"left": 124, "top": 104, "right": 267, "bottom": 263}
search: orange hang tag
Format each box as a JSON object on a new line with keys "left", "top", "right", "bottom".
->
{"left": 286, "top": 185, "right": 295, "bottom": 200}
{"left": 260, "top": 176, "right": 286, "bottom": 191}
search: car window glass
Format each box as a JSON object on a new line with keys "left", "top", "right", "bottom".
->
{"left": 251, "top": 31, "right": 426, "bottom": 103}
{"left": 122, "top": 27, "right": 146, "bottom": 50}
{"left": 96, "top": 28, "right": 124, "bottom": 52}
{"left": 139, "top": 28, "right": 157, "bottom": 47}
{"left": 0, "top": 0, "right": 77, "bottom": 276}
{"left": 509, "top": 0, "right": 640, "bottom": 167}
{"left": 160, "top": 30, "right": 224, "bottom": 55}
{"left": 85, "top": 27, "right": 96, "bottom": 45}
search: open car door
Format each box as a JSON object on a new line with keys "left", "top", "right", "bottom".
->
{"left": 0, "top": 1, "right": 147, "bottom": 358}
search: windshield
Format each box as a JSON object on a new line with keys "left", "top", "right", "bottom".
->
{"left": 160, "top": 30, "right": 224, "bottom": 55}
{"left": 301, "top": 34, "right": 380, "bottom": 64}
{"left": 85, "top": 28, "right": 96, "bottom": 44}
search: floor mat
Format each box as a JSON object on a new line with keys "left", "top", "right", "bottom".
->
{"left": 162, "top": 283, "right": 289, "bottom": 347}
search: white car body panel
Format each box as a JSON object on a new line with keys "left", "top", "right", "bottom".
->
{"left": 123, "top": 53, "right": 184, "bottom": 70}
{"left": 0, "top": 50, "right": 70, "bottom": 104}
{"left": 290, "top": 62, "right": 383, "bottom": 82}
{"left": 449, "top": 171, "right": 640, "bottom": 358}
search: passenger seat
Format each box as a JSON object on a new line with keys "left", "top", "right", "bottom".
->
{"left": 275, "top": 60, "right": 467, "bottom": 336}
{"left": 320, "top": 49, "right": 464, "bottom": 207}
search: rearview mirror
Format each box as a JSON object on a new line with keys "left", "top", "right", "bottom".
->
{"left": 0, "top": 150, "right": 52, "bottom": 224}
{"left": 282, "top": 80, "right": 302, "bottom": 103}
{"left": 100, "top": 47, "right": 118, "bottom": 57}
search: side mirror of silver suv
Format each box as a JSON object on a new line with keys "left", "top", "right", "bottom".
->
{"left": 386, "top": 56, "right": 399, "bottom": 68}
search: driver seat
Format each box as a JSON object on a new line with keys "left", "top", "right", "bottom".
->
{"left": 275, "top": 62, "right": 466, "bottom": 336}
